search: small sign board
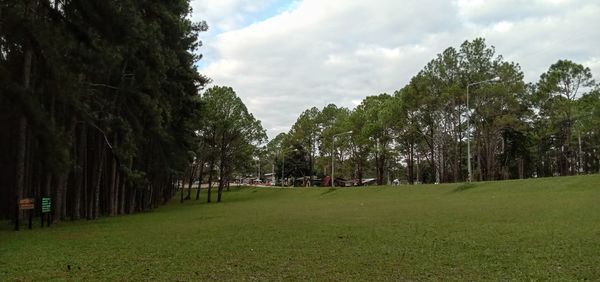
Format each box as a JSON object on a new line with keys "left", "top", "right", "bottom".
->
{"left": 42, "top": 197, "right": 51, "bottom": 213}
{"left": 19, "top": 198, "right": 35, "bottom": 210}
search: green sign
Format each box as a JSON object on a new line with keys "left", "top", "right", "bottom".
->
{"left": 42, "top": 197, "right": 51, "bottom": 213}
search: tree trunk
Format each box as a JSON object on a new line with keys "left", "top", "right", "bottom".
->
{"left": 437, "top": 141, "right": 444, "bottom": 183}
{"left": 357, "top": 161, "right": 363, "bottom": 186}
{"left": 309, "top": 137, "right": 314, "bottom": 186}
{"left": 179, "top": 177, "right": 184, "bottom": 203}
{"left": 453, "top": 104, "right": 461, "bottom": 182}
{"left": 109, "top": 137, "right": 118, "bottom": 216}
{"left": 477, "top": 133, "right": 483, "bottom": 181}
{"left": 73, "top": 125, "right": 86, "bottom": 220}
{"left": 54, "top": 174, "right": 67, "bottom": 223}
{"left": 15, "top": 25, "right": 34, "bottom": 223}
{"left": 416, "top": 152, "right": 420, "bottom": 184}
{"left": 112, "top": 168, "right": 120, "bottom": 216}
{"left": 429, "top": 128, "right": 436, "bottom": 184}
{"left": 217, "top": 162, "right": 225, "bottom": 202}
{"left": 195, "top": 162, "right": 204, "bottom": 200}
{"left": 185, "top": 163, "right": 196, "bottom": 200}
{"left": 128, "top": 186, "right": 136, "bottom": 214}
{"left": 15, "top": 117, "right": 27, "bottom": 220}
{"left": 207, "top": 159, "right": 214, "bottom": 203}
{"left": 86, "top": 131, "right": 94, "bottom": 220}
{"left": 407, "top": 141, "right": 414, "bottom": 184}
{"left": 118, "top": 174, "right": 125, "bottom": 214}
{"left": 92, "top": 136, "right": 106, "bottom": 220}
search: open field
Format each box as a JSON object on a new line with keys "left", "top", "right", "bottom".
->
{"left": 1, "top": 175, "right": 599, "bottom": 281}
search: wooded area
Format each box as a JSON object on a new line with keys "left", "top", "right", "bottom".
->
{"left": 0, "top": 0, "right": 211, "bottom": 222}
{"left": 265, "top": 39, "right": 600, "bottom": 186}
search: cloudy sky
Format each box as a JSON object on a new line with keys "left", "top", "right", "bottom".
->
{"left": 190, "top": 0, "right": 600, "bottom": 138}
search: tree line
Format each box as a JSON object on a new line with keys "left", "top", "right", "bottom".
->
{"left": 1, "top": 2, "right": 598, "bottom": 228}
{"left": 0, "top": 0, "right": 217, "bottom": 223}
{"left": 263, "top": 38, "right": 599, "bottom": 186}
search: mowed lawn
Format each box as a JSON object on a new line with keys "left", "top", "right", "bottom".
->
{"left": 1, "top": 175, "right": 599, "bottom": 281}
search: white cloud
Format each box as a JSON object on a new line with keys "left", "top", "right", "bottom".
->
{"left": 190, "top": 0, "right": 273, "bottom": 31}
{"left": 192, "top": 0, "right": 600, "bottom": 137}
{"left": 492, "top": 21, "right": 513, "bottom": 33}
{"left": 584, "top": 56, "right": 600, "bottom": 80}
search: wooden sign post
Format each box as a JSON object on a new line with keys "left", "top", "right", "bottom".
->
{"left": 19, "top": 198, "right": 34, "bottom": 209}
{"left": 16, "top": 198, "right": 35, "bottom": 230}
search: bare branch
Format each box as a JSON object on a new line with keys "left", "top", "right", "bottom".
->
{"left": 88, "top": 83, "right": 120, "bottom": 90}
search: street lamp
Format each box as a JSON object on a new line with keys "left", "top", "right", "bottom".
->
{"left": 466, "top": 76, "right": 500, "bottom": 182}
{"left": 332, "top": 131, "right": 353, "bottom": 187}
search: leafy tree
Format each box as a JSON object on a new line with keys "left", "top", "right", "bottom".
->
{"left": 200, "top": 86, "right": 266, "bottom": 201}
{"left": 288, "top": 107, "right": 321, "bottom": 186}
{"left": 265, "top": 133, "right": 287, "bottom": 185}
{"left": 535, "top": 60, "right": 596, "bottom": 175}
{"left": 0, "top": 0, "right": 208, "bottom": 222}
{"left": 575, "top": 89, "right": 600, "bottom": 173}
{"left": 317, "top": 105, "right": 352, "bottom": 179}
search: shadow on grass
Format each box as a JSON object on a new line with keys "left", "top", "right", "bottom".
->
{"left": 452, "top": 183, "right": 478, "bottom": 192}
{"left": 321, "top": 188, "right": 337, "bottom": 195}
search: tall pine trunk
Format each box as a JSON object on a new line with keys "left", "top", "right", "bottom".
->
{"left": 53, "top": 175, "right": 65, "bottom": 223}
{"left": 15, "top": 117, "right": 27, "bottom": 220}
{"left": 195, "top": 161, "right": 204, "bottom": 200}
{"left": 217, "top": 161, "right": 225, "bottom": 202}
{"left": 109, "top": 135, "right": 118, "bottom": 216}
{"left": 185, "top": 163, "right": 195, "bottom": 200}
{"left": 407, "top": 142, "right": 414, "bottom": 184}
{"left": 92, "top": 136, "right": 106, "bottom": 219}
{"left": 119, "top": 176, "right": 126, "bottom": 214}
{"left": 73, "top": 125, "right": 86, "bottom": 220}
{"left": 207, "top": 159, "right": 214, "bottom": 203}
{"left": 54, "top": 118, "right": 76, "bottom": 223}
{"left": 15, "top": 28, "right": 34, "bottom": 224}
{"left": 109, "top": 157, "right": 117, "bottom": 216}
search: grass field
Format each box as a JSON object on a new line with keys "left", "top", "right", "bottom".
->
{"left": 1, "top": 175, "right": 599, "bottom": 281}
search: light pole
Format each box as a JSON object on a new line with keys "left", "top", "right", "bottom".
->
{"left": 332, "top": 131, "right": 353, "bottom": 187}
{"left": 466, "top": 76, "right": 500, "bottom": 182}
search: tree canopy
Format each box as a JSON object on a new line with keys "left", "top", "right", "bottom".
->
{"left": 278, "top": 38, "right": 599, "bottom": 186}
{"left": 0, "top": 0, "right": 209, "bottom": 222}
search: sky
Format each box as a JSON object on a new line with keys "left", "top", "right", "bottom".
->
{"left": 190, "top": 0, "right": 600, "bottom": 138}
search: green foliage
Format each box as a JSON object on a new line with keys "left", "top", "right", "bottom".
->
{"left": 0, "top": 0, "right": 209, "bottom": 218}
{"left": 532, "top": 60, "right": 598, "bottom": 176}
{"left": 285, "top": 38, "right": 599, "bottom": 184}
{"left": 200, "top": 86, "right": 266, "bottom": 188}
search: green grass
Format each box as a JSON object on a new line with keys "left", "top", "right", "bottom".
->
{"left": 1, "top": 175, "right": 600, "bottom": 281}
